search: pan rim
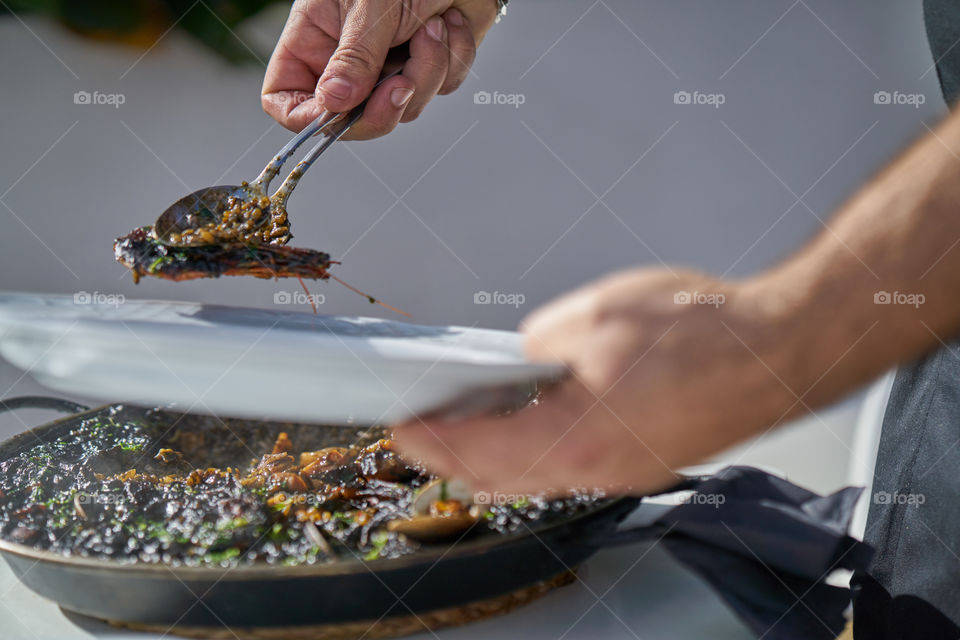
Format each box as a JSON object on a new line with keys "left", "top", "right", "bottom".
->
{"left": 0, "top": 497, "right": 631, "bottom": 578}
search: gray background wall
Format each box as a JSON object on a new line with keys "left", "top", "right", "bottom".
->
{"left": 0, "top": 0, "right": 945, "bottom": 492}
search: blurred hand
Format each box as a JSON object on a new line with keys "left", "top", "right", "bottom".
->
{"left": 262, "top": 0, "right": 499, "bottom": 139}
{"left": 394, "top": 269, "right": 797, "bottom": 497}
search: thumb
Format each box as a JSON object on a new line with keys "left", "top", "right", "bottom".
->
{"left": 317, "top": 1, "right": 401, "bottom": 112}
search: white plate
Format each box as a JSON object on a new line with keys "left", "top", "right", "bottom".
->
{"left": 0, "top": 293, "right": 565, "bottom": 425}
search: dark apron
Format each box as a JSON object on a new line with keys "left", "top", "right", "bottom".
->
{"left": 853, "top": 349, "right": 960, "bottom": 637}
{"left": 851, "top": 4, "right": 960, "bottom": 636}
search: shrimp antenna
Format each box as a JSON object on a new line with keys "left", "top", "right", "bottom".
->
{"left": 329, "top": 274, "right": 411, "bottom": 318}
{"left": 295, "top": 276, "right": 318, "bottom": 314}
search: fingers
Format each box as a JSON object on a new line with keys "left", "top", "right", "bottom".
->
{"left": 352, "top": 10, "right": 470, "bottom": 133}
{"left": 439, "top": 8, "right": 476, "bottom": 95}
{"left": 395, "top": 412, "right": 547, "bottom": 492}
{"left": 262, "top": 7, "right": 337, "bottom": 132}
{"left": 315, "top": 0, "right": 403, "bottom": 112}
{"left": 521, "top": 288, "right": 597, "bottom": 363}
{"left": 263, "top": 2, "right": 482, "bottom": 135}
{"left": 393, "top": 379, "right": 602, "bottom": 494}
{"left": 398, "top": 16, "right": 450, "bottom": 123}
{"left": 338, "top": 74, "right": 416, "bottom": 140}
{"left": 262, "top": 91, "right": 325, "bottom": 133}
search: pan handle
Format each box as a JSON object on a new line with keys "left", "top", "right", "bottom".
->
{"left": 0, "top": 395, "right": 90, "bottom": 415}
{"left": 576, "top": 477, "right": 708, "bottom": 549}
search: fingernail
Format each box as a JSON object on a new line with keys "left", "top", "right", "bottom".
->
{"left": 391, "top": 87, "right": 414, "bottom": 108}
{"left": 426, "top": 16, "right": 445, "bottom": 42}
{"left": 320, "top": 76, "right": 352, "bottom": 101}
{"left": 446, "top": 9, "right": 464, "bottom": 26}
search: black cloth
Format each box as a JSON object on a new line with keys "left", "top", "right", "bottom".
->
{"left": 853, "top": 351, "right": 960, "bottom": 638}
{"left": 851, "top": 4, "right": 960, "bottom": 637}
{"left": 649, "top": 468, "right": 870, "bottom": 639}
{"left": 595, "top": 467, "right": 871, "bottom": 639}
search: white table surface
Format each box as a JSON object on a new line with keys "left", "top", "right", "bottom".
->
{"left": 0, "top": 509, "right": 754, "bottom": 640}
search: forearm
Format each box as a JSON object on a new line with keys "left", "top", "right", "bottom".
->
{"left": 747, "top": 106, "right": 960, "bottom": 413}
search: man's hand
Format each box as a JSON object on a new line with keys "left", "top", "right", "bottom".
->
{"left": 395, "top": 106, "right": 960, "bottom": 498}
{"left": 394, "top": 269, "right": 799, "bottom": 496}
{"left": 262, "top": 0, "right": 498, "bottom": 139}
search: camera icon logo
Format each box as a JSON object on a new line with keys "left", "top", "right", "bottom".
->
{"left": 73, "top": 291, "right": 91, "bottom": 305}
{"left": 673, "top": 91, "right": 691, "bottom": 105}
{"left": 874, "top": 291, "right": 891, "bottom": 304}
{"left": 874, "top": 91, "right": 891, "bottom": 105}
{"left": 474, "top": 491, "right": 491, "bottom": 505}
{"left": 273, "top": 291, "right": 292, "bottom": 305}
{"left": 474, "top": 90, "right": 492, "bottom": 105}
{"left": 474, "top": 291, "right": 492, "bottom": 304}
{"left": 674, "top": 291, "right": 692, "bottom": 304}
{"left": 73, "top": 90, "right": 91, "bottom": 105}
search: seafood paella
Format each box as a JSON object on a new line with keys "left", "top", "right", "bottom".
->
{"left": 0, "top": 407, "right": 604, "bottom": 567}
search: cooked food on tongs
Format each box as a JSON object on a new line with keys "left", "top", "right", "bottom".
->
{"left": 114, "top": 72, "right": 407, "bottom": 315}
{"left": 114, "top": 226, "right": 333, "bottom": 284}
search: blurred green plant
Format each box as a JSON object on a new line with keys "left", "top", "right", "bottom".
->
{"left": 0, "top": 0, "right": 285, "bottom": 64}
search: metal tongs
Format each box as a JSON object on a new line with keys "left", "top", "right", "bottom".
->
{"left": 155, "top": 70, "right": 402, "bottom": 247}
